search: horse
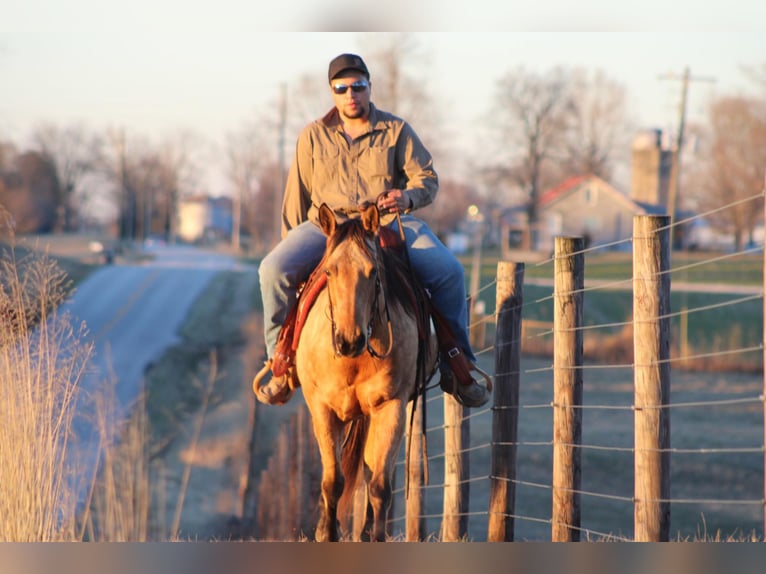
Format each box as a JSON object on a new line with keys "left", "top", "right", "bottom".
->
{"left": 295, "top": 202, "right": 437, "bottom": 542}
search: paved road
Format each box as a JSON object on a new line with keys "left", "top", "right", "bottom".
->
{"left": 60, "top": 244, "right": 256, "bottom": 496}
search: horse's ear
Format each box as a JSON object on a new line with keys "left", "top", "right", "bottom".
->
{"left": 318, "top": 203, "right": 336, "bottom": 236}
{"left": 361, "top": 203, "right": 380, "bottom": 235}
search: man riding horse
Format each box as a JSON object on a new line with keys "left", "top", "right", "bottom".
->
{"left": 255, "top": 53, "right": 490, "bottom": 409}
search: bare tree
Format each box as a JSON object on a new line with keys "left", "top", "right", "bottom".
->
{"left": 492, "top": 66, "right": 576, "bottom": 249}
{"left": 103, "top": 129, "right": 200, "bottom": 243}
{"left": 31, "top": 122, "right": 104, "bottom": 232}
{"left": 244, "top": 162, "right": 281, "bottom": 254}
{"left": 560, "top": 68, "right": 632, "bottom": 182}
{"left": 156, "top": 130, "right": 204, "bottom": 244}
{"left": 225, "top": 121, "right": 269, "bottom": 251}
{"left": 357, "top": 34, "right": 443, "bottom": 154}
{"left": 693, "top": 95, "right": 766, "bottom": 250}
{"left": 0, "top": 150, "right": 59, "bottom": 233}
{"left": 104, "top": 128, "right": 140, "bottom": 241}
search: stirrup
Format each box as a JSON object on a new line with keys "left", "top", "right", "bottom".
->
{"left": 253, "top": 360, "right": 295, "bottom": 405}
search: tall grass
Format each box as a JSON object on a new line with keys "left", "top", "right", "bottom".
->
{"left": 0, "top": 243, "right": 92, "bottom": 540}
{"left": 0, "top": 237, "right": 213, "bottom": 541}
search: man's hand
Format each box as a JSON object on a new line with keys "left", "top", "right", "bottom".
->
{"left": 377, "top": 189, "right": 411, "bottom": 213}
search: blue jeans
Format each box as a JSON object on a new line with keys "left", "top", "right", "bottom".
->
{"left": 258, "top": 215, "right": 476, "bottom": 364}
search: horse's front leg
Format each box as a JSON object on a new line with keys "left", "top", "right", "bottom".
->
{"left": 363, "top": 399, "right": 406, "bottom": 542}
{"left": 311, "top": 407, "right": 344, "bottom": 542}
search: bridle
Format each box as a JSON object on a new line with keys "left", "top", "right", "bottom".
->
{"left": 326, "top": 233, "right": 394, "bottom": 359}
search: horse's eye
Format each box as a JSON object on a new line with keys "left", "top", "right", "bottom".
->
{"left": 324, "top": 269, "right": 331, "bottom": 277}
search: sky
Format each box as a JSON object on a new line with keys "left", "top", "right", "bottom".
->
{"left": 2, "top": 2, "right": 766, "bottom": 198}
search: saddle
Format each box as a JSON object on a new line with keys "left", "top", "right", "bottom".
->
{"left": 270, "top": 225, "right": 475, "bottom": 388}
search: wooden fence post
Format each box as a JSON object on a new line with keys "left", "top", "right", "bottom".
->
{"left": 551, "top": 237, "right": 584, "bottom": 542}
{"left": 442, "top": 394, "right": 470, "bottom": 541}
{"left": 763, "top": 173, "right": 766, "bottom": 536}
{"left": 275, "top": 425, "right": 290, "bottom": 539}
{"left": 297, "top": 406, "right": 313, "bottom": 539}
{"left": 288, "top": 415, "right": 301, "bottom": 539}
{"left": 487, "top": 261, "right": 524, "bottom": 542}
{"left": 405, "top": 395, "right": 426, "bottom": 541}
{"left": 633, "top": 214, "right": 671, "bottom": 542}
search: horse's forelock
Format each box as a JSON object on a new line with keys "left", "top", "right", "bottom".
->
{"left": 324, "top": 219, "right": 413, "bottom": 313}
{"left": 327, "top": 218, "right": 370, "bottom": 255}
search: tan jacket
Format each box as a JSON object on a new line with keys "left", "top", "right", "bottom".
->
{"left": 281, "top": 103, "right": 438, "bottom": 237}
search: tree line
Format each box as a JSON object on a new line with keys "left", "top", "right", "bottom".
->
{"left": 1, "top": 35, "right": 764, "bottom": 252}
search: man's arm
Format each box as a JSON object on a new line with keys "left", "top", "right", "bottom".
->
{"left": 396, "top": 122, "right": 438, "bottom": 212}
{"left": 281, "top": 130, "right": 313, "bottom": 238}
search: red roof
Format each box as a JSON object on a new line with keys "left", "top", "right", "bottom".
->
{"left": 539, "top": 175, "right": 590, "bottom": 206}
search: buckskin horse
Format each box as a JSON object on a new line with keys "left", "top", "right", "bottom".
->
{"left": 295, "top": 202, "right": 437, "bottom": 541}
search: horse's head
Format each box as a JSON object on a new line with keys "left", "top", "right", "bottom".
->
{"left": 318, "top": 203, "right": 382, "bottom": 358}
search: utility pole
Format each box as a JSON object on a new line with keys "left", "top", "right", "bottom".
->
{"left": 274, "top": 83, "right": 287, "bottom": 248}
{"left": 659, "top": 67, "right": 716, "bottom": 244}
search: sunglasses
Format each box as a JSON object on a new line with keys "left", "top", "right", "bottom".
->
{"left": 331, "top": 80, "right": 369, "bottom": 95}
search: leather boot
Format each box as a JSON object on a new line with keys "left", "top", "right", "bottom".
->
{"left": 439, "top": 368, "right": 490, "bottom": 408}
{"left": 253, "top": 368, "right": 294, "bottom": 406}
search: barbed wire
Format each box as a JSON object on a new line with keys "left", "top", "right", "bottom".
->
{"left": 258, "top": 191, "right": 766, "bottom": 542}
{"left": 528, "top": 190, "right": 765, "bottom": 267}
{"left": 665, "top": 190, "right": 766, "bottom": 235}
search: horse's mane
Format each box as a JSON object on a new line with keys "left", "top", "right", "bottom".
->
{"left": 327, "top": 219, "right": 415, "bottom": 313}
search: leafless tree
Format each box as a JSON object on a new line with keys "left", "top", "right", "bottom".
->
{"left": 225, "top": 121, "right": 270, "bottom": 251}
{"left": 692, "top": 95, "right": 766, "bottom": 250}
{"left": 245, "top": 162, "right": 281, "bottom": 254}
{"left": 357, "top": 35, "right": 432, "bottom": 120}
{"left": 156, "top": 130, "right": 204, "bottom": 243}
{"left": 31, "top": 122, "right": 104, "bottom": 232}
{"left": 289, "top": 73, "right": 332, "bottom": 129}
{"left": 560, "top": 68, "right": 632, "bottom": 182}
{"left": 357, "top": 34, "right": 443, "bottom": 156}
{"left": 0, "top": 150, "right": 59, "bottom": 233}
{"left": 103, "top": 129, "right": 201, "bottom": 243}
{"left": 491, "top": 66, "right": 576, "bottom": 249}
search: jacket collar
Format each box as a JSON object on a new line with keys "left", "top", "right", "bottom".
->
{"left": 320, "top": 103, "right": 386, "bottom": 133}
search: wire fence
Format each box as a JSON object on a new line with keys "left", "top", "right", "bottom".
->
{"left": 251, "top": 191, "right": 766, "bottom": 542}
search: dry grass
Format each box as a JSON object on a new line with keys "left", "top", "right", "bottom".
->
{"left": 0, "top": 241, "right": 93, "bottom": 541}
{"left": 0, "top": 226, "right": 218, "bottom": 541}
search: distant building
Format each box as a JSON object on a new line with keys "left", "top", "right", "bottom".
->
{"left": 498, "top": 131, "right": 678, "bottom": 254}
{"left": 630, "top": 128, "right": 673, "bottom": 209}
{"left": 177, "top": 196, "right": 233, "bottom": 243}
{"left": 499, "top": 174, "right": 666, "bottom": 255}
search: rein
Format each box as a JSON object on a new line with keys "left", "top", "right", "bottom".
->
{"left": 366, "top": 268, "right": 394, "bottom": 359}
{"left": 394, "top": 210, "right": 432, "bottom": 495}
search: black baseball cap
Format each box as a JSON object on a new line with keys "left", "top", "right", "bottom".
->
{"left": 328, "top": 53, "right": 369, "bottom": 82}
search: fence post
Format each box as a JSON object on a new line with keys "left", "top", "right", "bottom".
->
{"left": 275, "top": 425, "right": 290, "bottom": 539}
{"left": 762, "top": 171, "right": 766, "bottom": 536}
{"left": 405, "top": 395, "right": 426, "bottom": 541}
{"left": 633, "top": 214, "right": 671, "bottom": 542}
{"left": 487, "top": 261, "right": 524, "bottom": 542}
{"left": 297, "top": 406, "right": 313, "bottom": 538}
{"left": 442, "top": 394, "right": 470, "bottom": 541}
{"left": 288, "top": 415, "right": 302, "bottom": 539}
{"left": 551, "top": 236, "right": 584, "bottom": 542}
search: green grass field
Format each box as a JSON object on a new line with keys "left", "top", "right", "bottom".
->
{"left": 463, "top": 250, "right": 764, "bottom": 372}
